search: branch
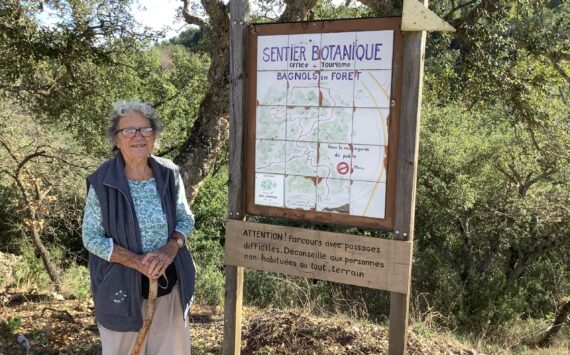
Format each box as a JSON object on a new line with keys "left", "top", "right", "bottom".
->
{"left": 457, "top": 217, "right": 476, "bottom": 281}
{"left": 495, "top": 164, "right": 520, "bottom": 186}
{"left": 0, "top": 139, "right": 18, "bottom": 163}
{"left": 201, "top": 0, "right": 229, "bottom": 25}
{"left": 453, "top": 0, "right": 500, "bottom": 35}
{"left": 521, "top": 167, "right": 556, "bottom": 195}
{"left": 548, "top": 56, "right": 570, "bottom": 86}
{"left": 444, "top": 0, "right": 479, "bottom": 21}
{"left": 16, "top": 150, "right": 47, "bottom": 178}
{"left": 43, "top": 153, "right": 92, "bottom": 170}
{"left": 279, "top": 0, "right": 319, "bottom": 22}
{"left": 0, "top": 169, "right": 16, "bottom": 181}
{"left": 507, "top": 235, "right": 565, "bottom": 281}
{"left": 357, "top": 0, "right": 400, "bottom": 16}
{"left": 181, "top": 0, "right": 207, "bottom": 28}
{"left": 476, "top": 250, "right": 496, "bottom": 281}
{"left": 153, "top": 89, "right": 186, "bottom": 109}
{"left": 538, "top": 298, "right": 570, "bottom": 347}
{"left": 34, "top": 178, "right": 53, "bottom": 202}
{"left": 2, "top": 167, "right": 30, "bottom": 206}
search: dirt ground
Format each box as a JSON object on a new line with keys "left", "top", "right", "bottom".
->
{"left": 0, "top": 290, "right": 484, "bottom": 354}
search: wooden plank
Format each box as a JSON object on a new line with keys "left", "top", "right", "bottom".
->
{"left": 224, "top": 1, "right": 249, "bottom": 354}
{"left": 223, "top": 265, "right": 244, "bottom": 355}
{"left": 388, "top": 1, "right": 428, "bottom": 354}
{"left": 224, "top": 220, "right": 412, "bottom": 293}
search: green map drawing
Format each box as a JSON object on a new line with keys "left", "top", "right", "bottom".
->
{"left": 254, "top": 30, "right": 394, "bottom": 219}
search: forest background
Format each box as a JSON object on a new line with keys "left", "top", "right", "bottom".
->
{"left": 0, "top": 0, "right": 568, "bottom": 353}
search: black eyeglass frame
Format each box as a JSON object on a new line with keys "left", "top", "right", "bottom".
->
{"left": 115, "top": 127, "right": 155, "bottom": 138}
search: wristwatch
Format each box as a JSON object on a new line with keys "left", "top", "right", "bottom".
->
{"left": 171, "top": 235, "right": 185, "bottom": 249}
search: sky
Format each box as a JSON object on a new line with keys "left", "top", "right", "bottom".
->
{"left": 133, "top": 0, "right": 349, "bottom": 39}
{"left": 38, "top": 1, "right": 350, "bottom": 41}
{"left": 36, "top": 0, "right": 186, "bottom": 40}
{"left": 132, "top": 0, "right": 186, "bottom": 39}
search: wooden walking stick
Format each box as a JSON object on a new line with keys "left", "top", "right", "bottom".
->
{"left": 131, "top": 278, "right": 158, "bottom": 355}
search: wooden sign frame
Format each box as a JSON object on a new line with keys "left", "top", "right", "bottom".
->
{"left": 245, "top": 18, "right": 404, "bottom": 230}
{"left": 226, "top": 1, "right": 444, "bottom": 353}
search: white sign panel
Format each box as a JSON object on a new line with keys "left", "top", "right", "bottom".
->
{"left": 254, "top": 30, "right": 393, "bottom": 219}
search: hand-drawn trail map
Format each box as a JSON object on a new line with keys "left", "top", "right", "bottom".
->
{"left": 247, "top": 20, "right": 402, "bottom": 228}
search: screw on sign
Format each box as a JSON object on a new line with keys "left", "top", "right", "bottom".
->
{"left": 336, "top": 161, "right": 350, "bottom": 175}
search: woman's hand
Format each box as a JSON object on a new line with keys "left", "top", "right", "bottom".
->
{"left": 109, "top": 237, "right": 181, "bottom": 280}
{"left": 131, "top": 254, "right": 163, "bottom": 280}
{"left": 110, "top": 245, "right": 161, "bottom": 279}
{"left": 141, "top": 237, "right": 180, "bottom": 279}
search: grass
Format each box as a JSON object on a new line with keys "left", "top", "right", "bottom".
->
{"left": 60, "top": 264, "right": 92, "bottom": 300}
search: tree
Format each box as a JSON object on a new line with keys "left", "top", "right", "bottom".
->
{"left": 414, "top": 0, "right": 570, "bottom": 333}
{"left": 174, "top": 0, "right": 570, "bottom": 337}
{"left": 167, "top": 27, "right": 207, "bottom": 52}
{"left": 0, "top": 0, "right": 208, "bottom": 156}
{"left": 414, "top": 99, "right": 570, "bottom": 331}
{"left": 175, "top": 0, "right": 322, "bottom": 204}
{"left": 0, "top": 103, "right": 94, "bottom": 292}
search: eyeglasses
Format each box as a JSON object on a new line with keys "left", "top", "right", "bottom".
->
{"left": 115, "top": 127, "right": 154, "bottom": 138}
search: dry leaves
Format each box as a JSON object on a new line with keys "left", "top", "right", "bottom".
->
{"left": 1, "top": 292, "right": 481, "bottom": 355}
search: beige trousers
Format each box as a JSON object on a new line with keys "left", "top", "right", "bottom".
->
{"left": 98, "top": 283, "right": 191, "bottom": 355}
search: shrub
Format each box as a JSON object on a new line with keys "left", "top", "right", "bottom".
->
{"left": 12, "top": 242, "right": 51, "bottom": 291}
{"left": 194, "top": 262, "right": 225, "bottom": 307}
{"left": 60, "top": 264, "right": 91, "bottom": 300}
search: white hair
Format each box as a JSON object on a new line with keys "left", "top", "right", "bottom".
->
{"left": 105, "top": 100, "right": 162, "bottom": 154}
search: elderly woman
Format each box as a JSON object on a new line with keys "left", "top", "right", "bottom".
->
{"left": 82, "top": 100, "right": 196, "bottom": 355}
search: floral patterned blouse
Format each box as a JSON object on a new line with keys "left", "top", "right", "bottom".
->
{"left": 82, "top": 176, "right": 194, "bottom": 261}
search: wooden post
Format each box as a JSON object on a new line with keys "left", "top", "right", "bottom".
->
{"left": 388, "top": 1, "right": 427, "bottom": 354}
{"left": 224, "top": 1, "right": 249, "bottom": 354}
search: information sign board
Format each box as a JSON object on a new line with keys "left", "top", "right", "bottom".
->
{"left": 246, "top": 18, "right": 403, "bottom": 229}
{"left": 224, "top": 220, "right": 412, "bottom": 293}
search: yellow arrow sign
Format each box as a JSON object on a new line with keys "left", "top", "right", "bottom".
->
{"left": 402, "top": 0, "right": 456, "bottom": 32}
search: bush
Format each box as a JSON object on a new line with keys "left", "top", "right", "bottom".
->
{"left": 194, "top": 262, "right": 225, "bottom": 307}
{"left": 60, "top": 264, "right": 91, "bottom": 300}
{"left": 187, "top": 167, "right": 228, "bottom": 307}
{"left": 12, "top": 242, "right": 51, "bottom": 291}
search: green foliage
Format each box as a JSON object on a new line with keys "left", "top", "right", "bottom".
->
{"left": 12, "top": 242, "right": 51, "bottom": 291}
{"left": 6, "top": 316, "right": 21, "bottom": 333}
{"left": 413, "top": 101, "right": 570, "bottom": 333}
{"left": 244, "top": 271, "right": 304, "bottom": 309}
{"left": 0, "top": 102, "right": 95, "bottom": 265}
{"left": 151, "top": 47, "right": 210, "bottom": 158}
{"left": 165, "top": 27, "right": 208, "bottom": 53}
{"left": 244, "top": 270, "right": 390, "bottom": 321}
{"left": 0, "top": 0, "right": 155, "bottom": 153}
{"left": 311, "top": 0, "right": 373, "bottom": 20}
{"left": 194, "top": 262, "right": 225, "bottom": 307}
{"left": 426, "top": 1, "right": 570, "bottom": 123}
{"left": 191, "top": 167, "right": 228, "bottom": 238}
{"left": 60, "top": 264, "right": 91, "bottom": 300}
{"left": 0, "top": 185, "right": 23, "bottom": 253}
{"left": 0, "top": 1, "right": 209, "bottom": 157}
{"left": 188, "top": 166, "right": 229, "bottom": 306}
{"left": 412, "top": 2, "right": 570, "bottom": 335}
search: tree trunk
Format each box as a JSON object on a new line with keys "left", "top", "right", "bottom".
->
{"left": 175, "top": 0, "right": 230, "bottom": 204}
{"left": 28, "top": 208, "right": 62, "bottom": 293}
{"left": 280, "top": 0, "right": 319, "bottom": 21}
{"left": 538, "top": 299, "right": 570, "bottom": 347}
{"left": 176, "top": 0, "right": 321, "bottom": 203}
{"left": 357, "top": 0, "right": 402, "bottom": 16}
